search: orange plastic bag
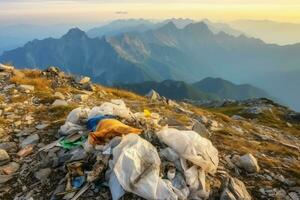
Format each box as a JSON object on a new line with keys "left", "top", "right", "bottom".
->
{"left": 88, "top": 119, "right": 142, "bottom": 145}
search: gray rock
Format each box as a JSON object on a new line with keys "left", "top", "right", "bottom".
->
{"left": 52, "top": 99, "right": 68, "bottom": 107}
{"left": 0, "top": 162, "right": 20, "bottom": 175}
{"left": 0, "top": 174, "right": 13, "bottom": 184}
{"left": 288, "top": 192, "right": 299, "bottom": 200}
{"left": 220, "top": 188, "right": 237, "bottom": 200}
{"left": 235, "top": 153, "right": 260, "bottom": 173}
{"left": 20, "top": 134, "right": 40, "bottom": 148}
{"left": 35, "top": 123, "right": 49, "bottom": 130}
{"left": 3, "top": 84, "right": 15, "bottom": 91}
{"left": 221, "top": 177, "right": 252, "bottom": 200}
{"left": 35, "top": 168, "right": 52, "bottom": 182}
{"left": 0, "top": 149, "right": 10, "bottom": 166}
{"left": 146, "top": 89, "right": 161, "bottom": 101}
{"left": 192, "top": 120, "right": 211, "bottom": 138}
{"left": 0, "top": 142, "right": 17, "bottom": 153}
{"left": 231, "top": 115, "right": 244, "bottom": 120}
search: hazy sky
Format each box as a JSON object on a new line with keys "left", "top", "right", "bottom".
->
{"left": 1, "top": 0, "right": 300, "bottom": 25}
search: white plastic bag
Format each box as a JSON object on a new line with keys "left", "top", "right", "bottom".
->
{"left": 111, "top": 134, "right": 178, "bottom": 200}
{"left": 88, "top": 99, "right": 132, "bottom": 119}
{"left": 157, "top": 127, "right": 219, "bottom": 174}
{"left": 58, "top": 122, "right": 86, "bottom": 136}
{"left": 66, "top": 107, "right": 90, "bottom": 124}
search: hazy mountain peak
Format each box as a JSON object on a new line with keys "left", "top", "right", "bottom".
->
{"left": 184, "top": 21, "right": 211, "bottom": 34}
{"left": 63, "top": 28, "right": 86, "bottom": 38}
{"left": 159, "top": 21, "right": 178, "bottom": 31}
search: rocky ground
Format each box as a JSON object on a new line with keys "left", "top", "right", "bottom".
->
{"left": 0, "top": 64, "right": 299, "bottom": 200}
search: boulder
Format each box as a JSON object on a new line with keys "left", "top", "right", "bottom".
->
{"left": 236, "top": 153, "right": 260, "bottom": 173}
{"left": 0, "top": 149, "right": 10, "bottom": 166}
{"left": 146, "top": 89, "right": 161, "bottom": 101}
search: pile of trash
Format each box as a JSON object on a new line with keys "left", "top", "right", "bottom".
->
{"left": 12, "top": 99, "right": 225, "bottom": 200}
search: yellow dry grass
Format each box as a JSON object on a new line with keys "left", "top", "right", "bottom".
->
{"left": 10, "top": 70, "right": 51, "bottom": 90}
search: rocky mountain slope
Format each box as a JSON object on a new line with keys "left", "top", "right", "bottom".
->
{"left": 1, "top": 22, "right": 300, "bottom": 110}
{"left": 0, "top": 64, "right": 299, "bottom": 200}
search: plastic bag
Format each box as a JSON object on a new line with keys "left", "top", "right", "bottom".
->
{"left": 66, "top": 107, "right": 90, "bottom": 124}
{"left": 157, "top": 127, "right": 219, "bottom": 174}
{"left": 88, "top": 119, "right": 142, "bottom": 145}
{"left": 86, "top": 115, "right": 115, "bottom": 131}
{"left": 88, "top": 99, "right": 132, "bottom": 119}
{"left": 111, "top": 134, "right": 178, "bottom": 200}
{"left": 58, "top": 122, "right": 86, "bottom": 136}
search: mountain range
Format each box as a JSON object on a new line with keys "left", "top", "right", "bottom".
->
{"left": 118, "top": 78, "right": 269, "bottom": 102}
{"left": 1, "top": 20, "right": 300, "bottom": 110}
{"left": 229, "top": 20, "right": 300, "bottom": 45}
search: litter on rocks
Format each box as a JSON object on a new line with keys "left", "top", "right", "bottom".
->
{"left": 157, "top": 127, "right": 219, "bottom": 174}
{"left": 87, "top": 115, "right": 115, "bottom": 131}
{"left": 109, "top": 133, "right": 178, "bottom": 200}
{"left": 88, "top": 119, "right": 142, "bottom": 145}
{"left": 0, "top": 96, "right": 258, "bottom": 200}
{"left": 88, "top": 99, "right": 132, "bottom": 119}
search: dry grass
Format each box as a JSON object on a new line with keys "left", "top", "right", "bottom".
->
{"left": 208, "top": 105, "right": 245, "bottom": 116}
{"left": 48, "top": 105, "right": 78, "bottom": 119}
{"left": 0, "top": 95, "right": 4, "bottom": 103}
{"left": 10, "top": 95, "right": 28, "bottom": 103}
{"left": 104, "top": 86, "right": 146, "bottom": 101}
{"left": 10, "top": 72, "right": 52, "bottom": 91}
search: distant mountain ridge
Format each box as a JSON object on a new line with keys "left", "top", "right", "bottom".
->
{"left": 86, "top": 18, "right": 242, "bottom": 39}
{"left": 193, "top": 77, "right": 269, "bottom": 100}
{"left": 1, "top": 21, "right": 300, "bottom": 110}
{"left": 118, "top": 78, "right": 270, "bottom": 102}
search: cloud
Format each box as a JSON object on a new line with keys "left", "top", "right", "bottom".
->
{"left": 115, "top": 11, "right": 128, "bottom": 15}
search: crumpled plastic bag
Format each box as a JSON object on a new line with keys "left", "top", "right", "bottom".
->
{"left": 110, "top": 134, "right": 179, "bottom": 200}
{"left": 66, "top": 107, "right": 90, "bottom": 124}
{"left": 88, "top": 99, "right": 132, "bottom": 119}
{"left": 88, "top": 119, "right": 142, "bottom": 145}
{"left": 157, "top": 127, "right": 219, "bottom": 174}
{"left": 58, "top": 122, "right": 86, "bottom": 136}
{"left": 87, "top": 115, "right": 115, "bottom": 131}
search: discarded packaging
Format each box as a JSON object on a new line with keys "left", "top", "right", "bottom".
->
{"left": 88, "top": 119, "right": 142, "bottom": 145}
{"left": 88, "top": 99, "right": 132, "bottom": 119}
{"left": 86, "top": 115, "right": 115, "bottom": 131}
{"left": 110, "top": 134, "right": 178, "bottom": 200}
{"left": 59, "top": 122, "right": 86, "bottom": 136}
{"left": 157, "top": 127, "right": 219, "bottom": 174}
{"left": 66, "top": 107, "right": 90, "bottom": 125}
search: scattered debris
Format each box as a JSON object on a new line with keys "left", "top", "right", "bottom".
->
{"left": 0, "top": 67, "right": 299, "bottom": 200}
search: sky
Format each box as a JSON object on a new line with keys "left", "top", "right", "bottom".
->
{"left": 1, "top": 0, "right": 300, "bottom": 25}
